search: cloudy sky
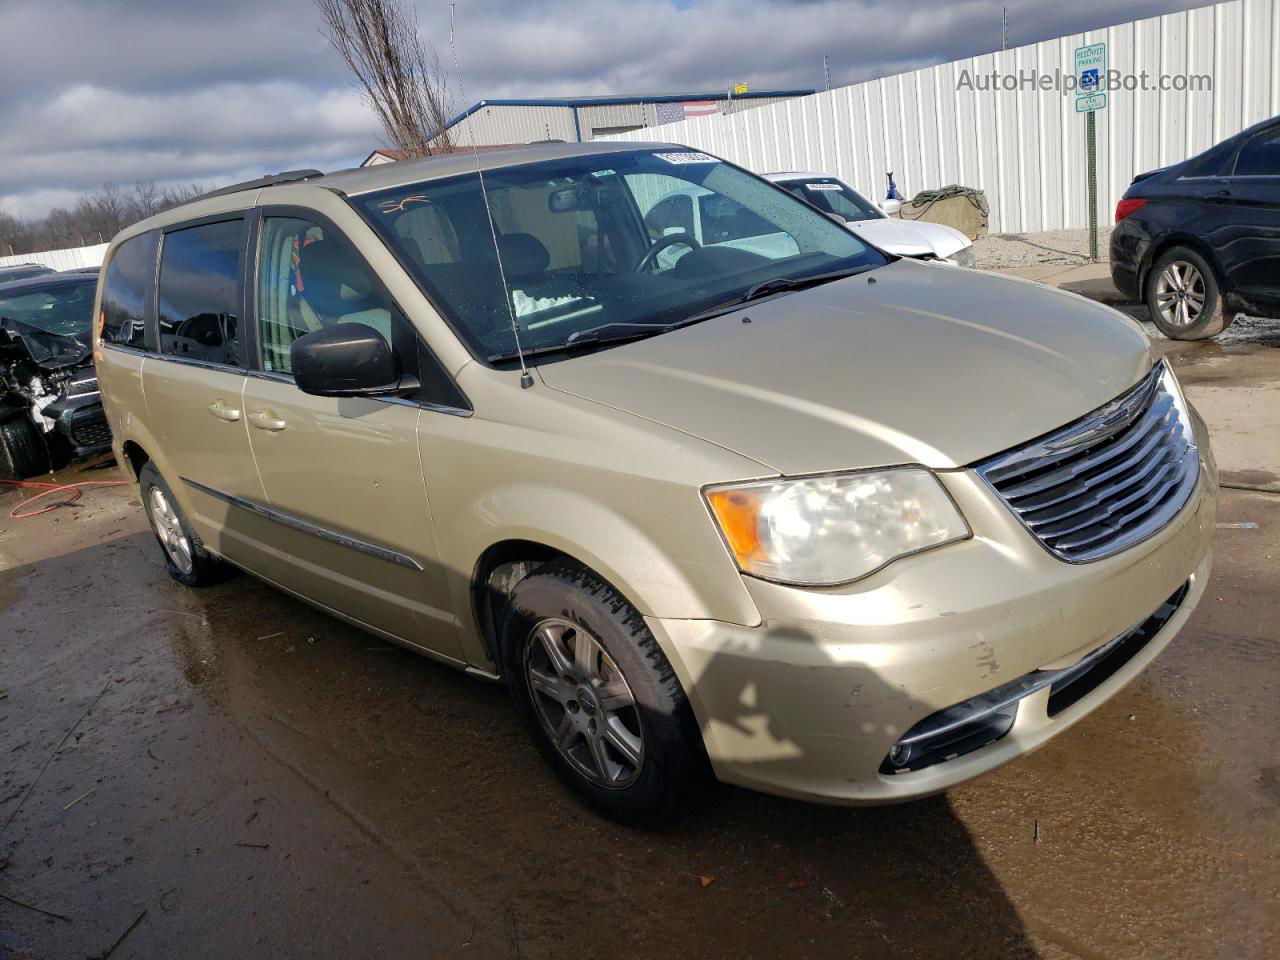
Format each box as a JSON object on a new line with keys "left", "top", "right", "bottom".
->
{"left": 1, "top": 0, "right": 1206, "bottom": 219}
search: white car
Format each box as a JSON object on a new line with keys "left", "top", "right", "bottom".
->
{"left": 764, "top": 172, "right": 975, "bottom": 266}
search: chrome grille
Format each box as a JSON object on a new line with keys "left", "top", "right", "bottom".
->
{"left": 977, "top": 361, "right": 1199, "bottom": 562}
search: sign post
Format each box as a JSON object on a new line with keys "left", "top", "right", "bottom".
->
{"left": 1073, "top": 42, "right": 1107, "bottom": 262}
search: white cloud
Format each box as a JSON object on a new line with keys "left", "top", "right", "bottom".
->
{"left": 2, "top": 0, "right": 1207, "bottom": 219}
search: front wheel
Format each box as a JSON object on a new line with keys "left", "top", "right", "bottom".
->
{"left": 0, "top": 415, "right": 51, "bottom": 481}
{"left": 1146, "top": 247, "right": 1230, "bottom": 340}
{"left": 139, "top": 463, "right": 234, "bottom": 587}
{"left": 500, "top": 560, "right": 706, "bottom": 823}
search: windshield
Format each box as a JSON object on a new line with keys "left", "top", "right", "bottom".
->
{"left": 0, "top": 280, "right": 97, "bottom": 340}
{"left": 777, "top": 178, "right": 884, "bottom": 222}
{"left": 354, "top": 149, "right": 885, "bottom": 362}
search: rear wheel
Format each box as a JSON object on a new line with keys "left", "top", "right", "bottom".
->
{"left": 0, "top": 415, "right": 51, "bottom": 481}
{"left": 1146, "top": 247, "right": 1230, "bottom": 340}
{"left": 500, "top": 560, "right": 706, "bottom": 823}
{"left": 138, "top": 463, "right": 233, "bottom": 587}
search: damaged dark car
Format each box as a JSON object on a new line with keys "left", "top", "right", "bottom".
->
{"left": 0, "top": 271, "right": 111, "bottom": 480}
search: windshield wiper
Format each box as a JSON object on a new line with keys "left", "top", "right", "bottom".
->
{"left": 565, "top": 321, "right": 668, "bottom": 345}
{"left": 680, "top": 264, "right": 878, "bottom": 326}
{"left": 485, "top": 265, "right": 876, "bottom": 365}
{"left": 486, "top": 324, "right": 673, "bottom": 364}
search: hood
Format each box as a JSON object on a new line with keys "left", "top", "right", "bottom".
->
{"left": 537, "top": 259, "right": 1152, "bottom": 476}
{"left": 846, "top": 218, "right": 970, "bottom": 259}
{"left": 0, "top": 316, "right": 91, "bottom": 371}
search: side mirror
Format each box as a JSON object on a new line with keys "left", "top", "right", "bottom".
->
{"left": 290, "top": 323, "right": 417, "bottom": 398}
{"left": 825, "top": 211, "right": 850, "bottom": 224}
{"left": 879, "top": 198, "right": 903, "bottom": 217}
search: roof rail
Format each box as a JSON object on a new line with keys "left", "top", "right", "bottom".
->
{"left": 198, "top": 169, "right": 325, "bottom": 200}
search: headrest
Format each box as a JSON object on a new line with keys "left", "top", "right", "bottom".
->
{"left": 300, "top": 239, "right": 373, "bottom": 319}
{"left": 497, "top": 233, "right": 550, "bottom": 281}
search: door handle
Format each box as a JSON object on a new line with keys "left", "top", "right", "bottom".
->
{"left": 208, "top": 399, "right": 241, "bottom": 422}
{"left": 247, "top": 409, "right": 287, "bottom": 432}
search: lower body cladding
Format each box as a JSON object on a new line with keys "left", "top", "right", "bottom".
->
{"left": 647, "top": 461, "right": 1216, "bottom": 805}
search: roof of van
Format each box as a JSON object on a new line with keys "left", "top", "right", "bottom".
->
{"left": 115, "top": 141, "right": 683, "bottom": 242}
{"left": 320, "top": 140, "right": 680, "bottom": 196}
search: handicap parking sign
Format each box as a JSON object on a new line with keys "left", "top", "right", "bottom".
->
{"left": 1073, "top": 42, "right": 1108, "bottom": 112}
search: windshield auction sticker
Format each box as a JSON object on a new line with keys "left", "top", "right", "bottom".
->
{"left": 804, "top": 183, "right": 843, "bottom": 190}
{"left": 656, "top": 152, "right": 718, "bottom": 164}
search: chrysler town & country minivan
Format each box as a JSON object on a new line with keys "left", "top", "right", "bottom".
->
{"left": 95, "top": 143, "right": 1216, "bottom": 822}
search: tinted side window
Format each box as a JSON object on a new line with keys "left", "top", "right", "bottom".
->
{"left": 257, "top": 217, "right": 401, "bottom": 375}
{"left": 158, "top": 220, "right": 244, "bottom": 365}
{"left": 101, "top": 231, "right": 156, "bottom": 349}
{"left": 1233, "top": 128, "right": 1280, "bottom": 177}
{"left": 257, "top": 216, "right": 468, "bottom": 410}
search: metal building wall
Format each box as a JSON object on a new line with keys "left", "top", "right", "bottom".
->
{"left": 448, "top": 105, "right": 579, "bottom": 145}
{"left": 446, "top": 95, "right": 815, "bottom": 146}
{"left": 578, "top": 103, "right": 648, "bottom": 137}
{"left": 601, "top": 0, "right": 1279, "bottom": 233}
{"left": 0, "top": 243, "right": 107, "bottom": 271}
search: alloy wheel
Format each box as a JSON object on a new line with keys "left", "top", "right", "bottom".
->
{"left": 524, "top": 617, "right": 644, "bottom": 788}
{"left": 149, "top": 486, "right": 194, "bottom": 576}
{"left": 1154, "top": 260, "right": 1206, "bottom": 328}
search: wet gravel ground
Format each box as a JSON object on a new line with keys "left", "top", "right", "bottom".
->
{"left": 2, "top": 337, "right": 1278, "bottom": 959}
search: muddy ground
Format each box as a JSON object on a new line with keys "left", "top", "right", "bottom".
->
{"left": 2, "top": 331, "right": 1278, "bottom": 959}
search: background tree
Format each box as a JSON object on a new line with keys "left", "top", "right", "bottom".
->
{"left": 315, "top": 0, "right": 454, "bottom": 158}
{"left": 1, "top": 181, "right": 217, "bottom": 257}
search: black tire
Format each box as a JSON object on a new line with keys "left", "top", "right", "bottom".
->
{"left": 138, "top": 462, "right": 234, "bottom": 587}
{"left": 0, "top": 415, "right": 51, "bottom": 482}
{"left": 1145, "top": 246, "right": 1230, "bottom": 340}
{"left": 500, "top": 560, "right": 706, "bottom": 824}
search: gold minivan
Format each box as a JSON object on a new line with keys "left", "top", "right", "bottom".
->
{"left": 95, "top": 143, "right": 1216, "bottom": 821}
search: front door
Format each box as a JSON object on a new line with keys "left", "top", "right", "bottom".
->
{"left": 1219, "top": 124, "right": 1280, "bottom": 311}
{"left": 239, "top": 213, "right": 459, "bottom": 659}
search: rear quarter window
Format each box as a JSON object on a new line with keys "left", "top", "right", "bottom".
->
{"left": 1232, "top": 127, "right": 1280, "bottom": 177}
{"left": 101, "top": 231, "right": 158, "bottom": 349}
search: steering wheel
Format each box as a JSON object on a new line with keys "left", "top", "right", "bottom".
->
{"left": 634, "top": 232, "right": 701, "bottom": 272}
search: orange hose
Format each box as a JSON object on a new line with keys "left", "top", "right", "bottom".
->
{"left": 0, "top": 477, "right": 129, "bottom": 519}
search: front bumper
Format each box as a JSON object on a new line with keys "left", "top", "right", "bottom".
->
{"left": 43, "top": 393, "right": 112, "bottom": 460}
{"left": 649, "top": 434, "right": 1217, "bottom": 805}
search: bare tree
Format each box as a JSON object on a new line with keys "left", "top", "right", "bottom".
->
{"left": 315, "top": 0, "right": 455, "bottom": 157}
{"left": 133, "top": 180, "right": 161, "bottom": 219}
{"left": 0, "top": 180, "right": 226, "bottom": 257}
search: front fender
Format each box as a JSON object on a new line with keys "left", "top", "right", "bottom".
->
{"left": 446, "top": 483, "right": 762, "bottom": 670}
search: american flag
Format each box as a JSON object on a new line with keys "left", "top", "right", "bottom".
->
{"left": 654, "top": 100, "right": 720, "bottom": 125}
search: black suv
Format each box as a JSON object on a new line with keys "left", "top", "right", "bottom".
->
{"left": 0, "top": 271, "right": 111, "bottom": 479}
{"left": 1111, "top": 115, "right": 1280, "bottom": 340}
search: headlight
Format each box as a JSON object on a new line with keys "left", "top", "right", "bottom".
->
{"left": 948, "top": 245, "right": 975, "bottom": 268}
{"left": 705, "top": 469, "right": 969, "bottom": 586}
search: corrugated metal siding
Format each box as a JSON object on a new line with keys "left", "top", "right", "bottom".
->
{"left": 578, "top": 103, "right": 647, "bottom": 137}
{"left": 601, "top": 0, "right": 1279, "bottom": 233}
{"left": 448, "top": 105, "right": 579, "bottom": 146}
{"left": 447, "top": 96, "right": 813, "bottom": 146}
{"left": 0, "top": 243, "right": 107, "bottom": 271}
